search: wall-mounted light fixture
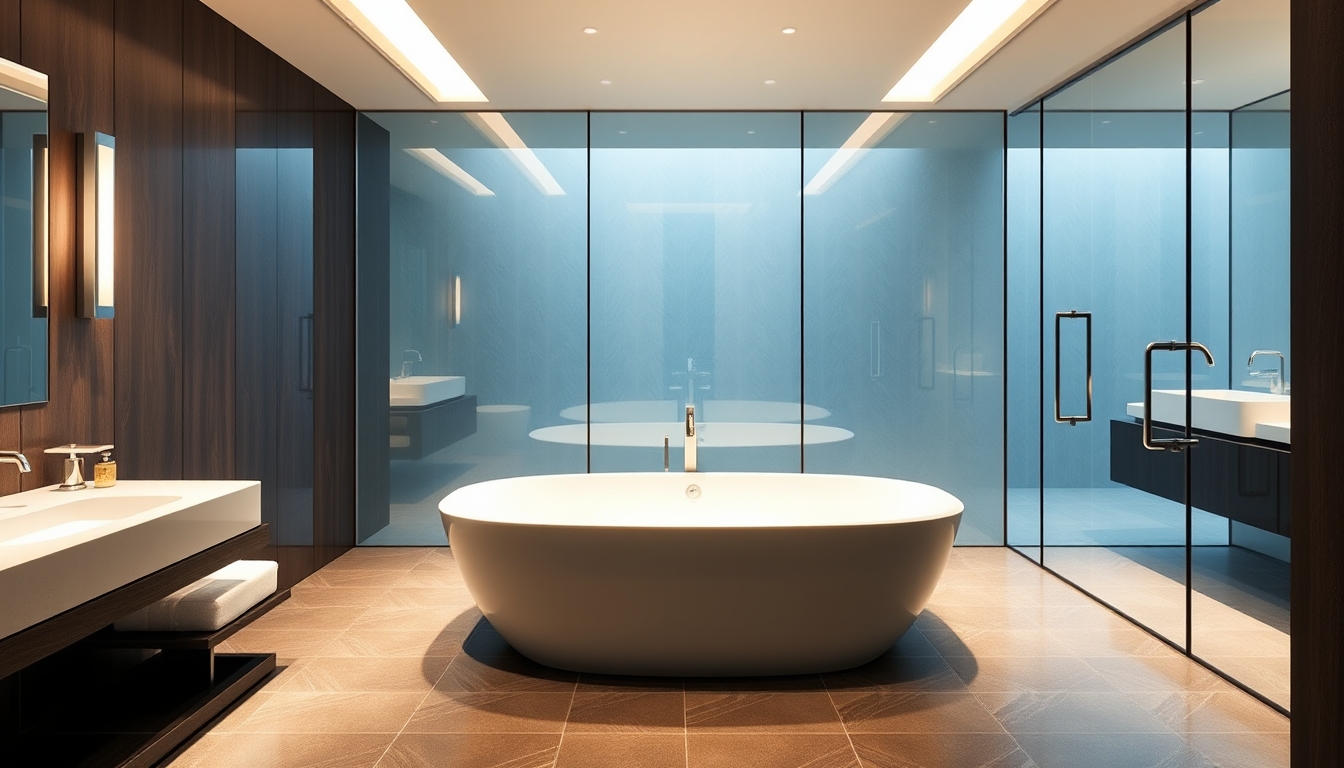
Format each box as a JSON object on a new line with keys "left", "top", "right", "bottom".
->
{"left": 76, "top": 132, "right": 114, "bottom": 319}
{"left": 32, "top": 134, "right": 48, "bottom": 318}
{"left": 453, "top": 275, "right": 462, "bottom": 326}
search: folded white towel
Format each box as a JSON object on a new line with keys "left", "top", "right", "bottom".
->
{"left": 114, "top": 560, "right": 278, "bottom": 632}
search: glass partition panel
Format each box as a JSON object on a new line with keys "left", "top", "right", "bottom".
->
{"left": 1007, "top": 105, "right": 1042, "bottom": 560}
{"left": 1191, "top": 0, "right": 1290, "bottom": 711}
{"left": 588, "top": 113, "right": 802, "bottom": 474}
{"left": 1042, "top": 19, "right": 1192, "bottom": 645}
{"left": 0, "top": 75, "right": 48, "bottom": 406}
{"left": 361, "top": 112, "right": 588, "bottom": 544}
{"left": 803, "top": 111, "right": 1005, "bottom": 544}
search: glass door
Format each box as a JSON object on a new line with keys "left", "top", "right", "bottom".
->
{"left": 1041, "top": 18, "right": 1198, "bottom": 646}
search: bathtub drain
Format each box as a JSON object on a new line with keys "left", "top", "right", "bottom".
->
{"left": 685, "top": 484, "right": 701, "bottom": 499}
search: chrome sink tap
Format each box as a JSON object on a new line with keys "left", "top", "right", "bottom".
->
{"left": 684, "top": 404, "right": 698, "bottom": 473}
{"left": 399, "top": 349, "right": 422, "bottom": 379}
{"left": 0, "top": 451, "right": 30, "bottom": 474}
{"left": 1247, "top": 350, "right": 1287, "bottom": 395}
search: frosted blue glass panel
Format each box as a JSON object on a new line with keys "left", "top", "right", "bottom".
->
{"left": 1231, "top": 108, "right": 1290, "bottom": 389}
{"left": 1007, "top": 107, "right": 1042, "bottom": 558}
{"left": 366, "top": 112, "right": 588, "bottom": 544}
{"left": 803, "top": 112, "right": 1005, "bottom": 545}
{"left": 588, "top": 113, "right": 802, "bottom": 474}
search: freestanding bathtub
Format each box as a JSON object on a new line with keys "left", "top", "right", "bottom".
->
{"left": 440, "top": 472, "right": 963, "bottom": 676}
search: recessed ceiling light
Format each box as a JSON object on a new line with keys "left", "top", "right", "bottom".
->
{"left": 1193, "top": 79, "right": 1205, "bottom": 84}
{"left": 883, "top": 0, "right": 1057, "bottom": 103}
{"left": 805, "top": 113, "right": 909, "bottom": 195}
{"left": 764, "top": 79, "right": 776, "bottom": 85}
{"left": 782, "top": 27, "right": 796, "bottom": 34}
{"left": 584, "top": 27, "right": 597, "bottom": 34}
{"left": 748, "top": 130, "right": 756, "bottom": 134}
{"left": 320, "top": 0, "right": 487, "bottom": 102}
{"left": 928, "top": 119, "right": 937, "bottom": 124}
{"left": 429, "top": 119, "right": 438, "bottom": 124}
{"left": 405, "top": 148, "right": 494, "bottom": 196}
{"left": 1101, "top": 119, "right": 1111, "bottom": 124}
{"left": 600, "top": 79, "right": 612, "bottom": 85}
{"left": 618, "top": 130, "right": 627, "bottom": 134}
{"left": 465, "top": 112, "right": 566, "bottom": 196}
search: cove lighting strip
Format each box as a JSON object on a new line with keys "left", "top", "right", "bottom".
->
{"left": 883, "top": 0, "right": 1057, "bottom": 103}
{"left": 466, "top": 112, "right": 566, "bottom": 196}
{"left": 321, "top": 0, "right": 486, "bottom": 102}
{"left": 405, "top": 148, "right": 495, "bottom": 196}
{"left": 803, "top": 112, "right": 908, "bottom": 196}
{"left": 0, "top": 58, "right": 48, "bottom": 103}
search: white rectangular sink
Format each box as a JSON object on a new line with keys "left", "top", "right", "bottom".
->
{"left": 0, "top": 480, "right": 260, "bottom": 640}
{"left": 390, "top": 375, "right": 466, "bottom": 407}
{"left": 1125, "top": 389, "right": 1292, "bottom": 438}
{"left": 1255, "top": 421, "right": 1291, "bottom": 444}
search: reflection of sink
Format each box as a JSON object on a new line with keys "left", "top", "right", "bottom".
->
{"left": 1126, "top": 389, "right": 1291, "bottom": 438}
{"left": 0, "top": 496, "right": 180, "bottom": 546}
{"left": 390, "top": 376, "right": 466, "bottom": 407}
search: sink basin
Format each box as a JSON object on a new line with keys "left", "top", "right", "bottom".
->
{"left": 390, "top": 375, "right": 466, "bottom": 407}
{"left": 1255, "top": 421, "right": 1291, "bottom": 444}
{"left": 0, "top": 480, "right": 259, "bottom": 640}
{"left": 0, "top": 496, "right": 180, "bottom": 546}
{"left": 1126, "top": 389, "right": 1291, "bottom": 438}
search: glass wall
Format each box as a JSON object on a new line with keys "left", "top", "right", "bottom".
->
{"left": 804, "top": 112, "right": 1005, "bottom": 544}
{"left": 357, "top": 111, "right": 1006, "bottom": 546}
{"left": 1007, "top": 0, "right": 1290, "bottom": 711}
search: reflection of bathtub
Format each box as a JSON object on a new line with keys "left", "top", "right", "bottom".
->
{"left": 441, "top": 472, "right": 963, "bottom": 675}
{"left": 530, "top": 422, "right": 854, "bottom": 472}
{"left": 560, "top": 400, "right": 830, "bottom": 423}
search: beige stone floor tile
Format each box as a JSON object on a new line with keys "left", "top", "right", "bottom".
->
{"left": 274, "top": 655, "right": 452, "bottom": 692}
{"left": 830, "top": 691, "right": 1006, "bottom": 734}
{"left": 975, "top": 691, "right": 1171, "bottom": 734}
{"left": 218, "top": 628, "right": 341, "bottom": 657}
{"left": 1014, "top": 732, "right": 1215, "bottom": 768}
{"left": 923, "top": 629, "right": 1075, "bottom": 658}
{"left": 1129, "top": 691, "right": 1290, "bottom": 734}
{"left": 687, "top": 734, "right": 859, "bottom": 768}
{"left": 685, "top": 692, "right": 844, "bottom": 733}
{"left": 1188, "top": 731, "right": 1289, "bottom": 768}
{"left": 1082, "top": 655, "right": 1231, "bottom": 693}
{"left": 233, "top": 691, "right": 425, "bottom": 733}
{"left": 375, "top": 733, "right": 560, "bottom": 768}
{"left": 405, "top": 691, "right": 573, "bottom": 733}
{"left": 244, "top": 605, "right": 369, "bottom": 632}
{"left": 565, "top": 692, "right": 685, "bottom": 733}
{"left": 168, "top": 732, "right": 395, "bottom": 768}
{"left": 321, "top": 627, "right": 468, "bottom": 658}
{"left": 947, "top": 655, "right": 1118, "bottom": 694}
{"left": 554, "top": 734, "right": 686, "bottom": 768}
{"left": 286, "top": 586, "right": 392, "bottom": 609}
{"left": 349, "top": 604, "right": 480, "bottom": 632}
{"left": 849, "top": 732, "right": 1035, "bottom": 768}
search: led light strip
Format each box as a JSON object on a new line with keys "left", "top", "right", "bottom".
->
{"left": 804, "top": 112, "right": 909, "bottom": 196}
{"left": 466, "top": 112, "right": 566, "bottom": 196}
{"left": 321, "top": 0, "right": 486, "bottom": 102}
{"left": 883, "top": 0, "right": 1057, "bottom": 103}
{"left": 405, "top": 148, "right": 495, "bottom": 196}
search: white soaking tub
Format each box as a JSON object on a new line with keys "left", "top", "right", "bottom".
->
{"left": 439, "top": 472, "right": 962, "bottom": 676}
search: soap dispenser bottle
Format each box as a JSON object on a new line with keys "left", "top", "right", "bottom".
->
{"left": 94, "top": 450, "right": 116, "bottom": 488}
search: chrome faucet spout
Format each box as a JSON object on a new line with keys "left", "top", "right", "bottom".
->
{"left": 684, "top": 405, "right": 697, "bottom": 473}
{"left": 0, "top": 451, "right": 30, "bottom": 473}
{"left": 1190, "top": 342, "right": 1215, "bottom": 368}
{"left": 1247, "top": 350, "right": 1287, "bottom": 394}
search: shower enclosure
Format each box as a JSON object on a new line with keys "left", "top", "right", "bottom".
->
{"left": 1007, "top": 0, "right": 1291, "bottom": 711}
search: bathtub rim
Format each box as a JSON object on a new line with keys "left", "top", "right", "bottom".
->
{"left": 439, "top": 472, "right": 965, "bottom": 530}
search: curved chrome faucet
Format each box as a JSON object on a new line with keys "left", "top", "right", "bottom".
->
{"left": 1247, "top": 350, "right": 1287, "bottom": 395}
{"left": 0, "top": 451, "right": 31, "bottom": 474}
{"left": 398, "top": 349, "right": 423, "bottom": 379}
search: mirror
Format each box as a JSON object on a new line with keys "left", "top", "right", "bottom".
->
{"left": 0, "top": 57, "right": 49, "bottom": 406}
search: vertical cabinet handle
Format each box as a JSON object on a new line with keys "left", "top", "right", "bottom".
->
{"left": 299, "top": 314, "right": 314, "bottom": 397}
{"left": 1143, "top": 340, "right": 1215, "bottom": 451}
{"left": 1054, "top": 311, "right": 1092, "bottom": 425}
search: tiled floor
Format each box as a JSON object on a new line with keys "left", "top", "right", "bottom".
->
{"left": 166, "top": 547, "right": 1289, "bottom": 768}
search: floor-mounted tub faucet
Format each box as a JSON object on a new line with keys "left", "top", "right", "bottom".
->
{"left": 0, "top": 451, "right": 30, "bottom": 474}
{"left": 1247, "top": 350, "right": 1287, "bottom": 394}
{"left": 684, "top": 405, "right": 697, "bottom": 473}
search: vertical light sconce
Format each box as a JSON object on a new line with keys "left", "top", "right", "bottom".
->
{"left": 453, "top": 275, "right": 462, "bottom": 326}
{"left": 32, "top": 134, "right": 48, "bottom": 318}
{"left": 76, "top": 132, "right": 114, "bottom": 319}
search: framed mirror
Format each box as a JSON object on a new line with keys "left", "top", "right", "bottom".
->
{"left": 0, "top": 57, "right": 49, "bottom": 406}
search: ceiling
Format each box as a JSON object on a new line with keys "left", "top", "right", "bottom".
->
{"left": 197, "top": 0, "right": 1228, "bottom": 112}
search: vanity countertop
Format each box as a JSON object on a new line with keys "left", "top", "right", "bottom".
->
{"left": 0, "top": 480, "right": 260, "bottom": 640}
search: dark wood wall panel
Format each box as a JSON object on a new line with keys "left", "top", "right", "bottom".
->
{"left": 3, "top": 0, "right": 357, "bottom": 586}
{"left": 354, "top": 115, "right": 390, "bottom": 542}
{"left": 314, "top": 109, "right": 355, "bottom": 566}
{"left": 1292, "top": 0, "right": 1344, "bottom": 760}
{"left": 18, "top": 0, "right": 115, "bottom": 489}
{"left": 113, "top": 0, "right": 184, "bottom": 481}
{"left": 181, "top": 0, "right": 236, "bottom": 480}
{"left": 0, "top": 0, "right": 19, "bottom": 60}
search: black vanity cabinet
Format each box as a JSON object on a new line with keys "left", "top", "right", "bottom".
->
{"left": 1110, "top": 419, "right": 1290, "bottom": 537}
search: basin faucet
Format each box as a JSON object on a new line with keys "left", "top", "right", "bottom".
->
{"left": 1247, "top": 350, "right": 1287, "bottom": 395}
{"left": 684, "top": 405, "right": 697, "bottom": 473}
{"left": 399, "top": 349, "right": 422, "bottom": 379}
{"left": 0, "top": 451, "right": 30, "bottom": 474}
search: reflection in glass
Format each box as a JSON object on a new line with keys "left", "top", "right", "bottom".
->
{"left": 0, "top": 80, "right": 49, "bottom": 405}
{"left": 1007, "top": 105, "right": 1042, "bottom": 561}
{"left": 803, "top": 111, "right": 1004, "bottom": 544}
